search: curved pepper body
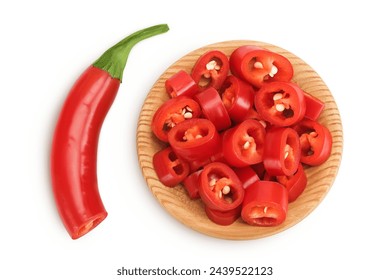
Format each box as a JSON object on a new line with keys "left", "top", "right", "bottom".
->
{"left": 51, "top": 66, "right": 119, "bottom": 239}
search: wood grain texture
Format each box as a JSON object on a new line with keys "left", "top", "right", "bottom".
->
{"left": 136, "top": 40, "right": 343, "bottom": 240}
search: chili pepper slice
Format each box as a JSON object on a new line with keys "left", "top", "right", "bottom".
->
{"left": 198, "top": 162, "right": 244, "bottom": 211}
{"left": 241, "top": 181, "right": 288, "bottom": 227}
{"left": 263, "top": 127, "right": 301, "bottom": 176}
{"left": 51, "top": 24, "right": 169, "bottom": 239}
{"left": 220, "top": 75, "right": 255, "bottom": 124}
{"left": 153, "top": 146, "right": 190, "bottom": 187}
{"left": 205, "top": 205, "right": 242, "bottom": 226}
{"left": 151, "top": 96, "right": 201, "bottom": 142}
{"left": 234, "top": 166, "right": 260, "bottom": 189}
{"left": 293, "top": 119, "right": 332, "bottom": 166}
{"left": 167, "top": 118, "right": 221, "bottom": 162}
{"left": 303, "top": 91, "right": 325, "bottom": 121}
{"left": 165, "top": 70, "right": 199, "bottom": 98}
{"left": 277, "top": 163, "right": 307, "bottom": 202}
{"left": 194, "top": 87, "right": 231, "bottom": 131}
{"left": 230, "top": 45, "right": 293, "bottom": 88}
{"left": 222, "top": 119, "right": 266, "bottom": 167}
{"left": 254, "top": 81, "right": 306, "bottom": 127}
{"left": 191, "top": 50, "right": 229, "bottom": 90}
{"left": 182, "top": 169, "right": 202, "bottom": 199}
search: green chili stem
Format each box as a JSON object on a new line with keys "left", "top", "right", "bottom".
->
{"left": 93, "top": 24, "right": 169, "bottom": 82}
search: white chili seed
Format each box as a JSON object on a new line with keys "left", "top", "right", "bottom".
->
{"left": 209, "top": 178, "right": 217, "bottom": 186}
{"left": 275, "top": 103, "right": 285, "bottom": 112}
{"left": 222, "top": 185, "right": 230, "bottom": 195}
{"left": 254, "top": 61, "right": 264, "bottom": 69}
{"left": 206, "top": 60, "right": 217, "bottom": 70}
{"left": 183, "top": 112, "right": 193, "bottom": 119}
{"left": 243, "top": 141, "right": 251, "bottom": 149}
{"left": 273, "top": 93, "right": 283, "bottom": 101}
{"left": 269, "top": 65, "right": 278, "bottom": 77}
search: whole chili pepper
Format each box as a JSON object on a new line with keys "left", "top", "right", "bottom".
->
{"left": 50, "top": 24, "right": 169, "bottom": 239}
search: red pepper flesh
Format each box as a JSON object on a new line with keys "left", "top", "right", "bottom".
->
{"left": 165, "top": 70, "right": 198, "bottom": 98}
{"left": 241, "top": 181, "right": 288, "bottom": 227}
{"left": 153, "top": 146, "right": 190, "bottom": 187}
{"left": 191, "top": 50, "right": 230, "bottom": 90}
{"left": 263, "top": 127, "right": 301, "bottom": 176}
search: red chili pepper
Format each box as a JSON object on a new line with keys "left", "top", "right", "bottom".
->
{"left": 254, "top": 81, "right": 306, "bottom": 127}
{"left": 182, "top": 169, "right": 202, "bottom": 199}
{"left": 194, "top": 87, "right": 231, "bottom": 131}
{"left": 293, "top": 119, "right": 332, "bottom": 166}
{"left": 230, "top": 45, "right": 293, "bottom": 88}
{"left": 220, "top": 75, "right": 255, "bottom": 124}
{"left": 153, "top": 146, "right": 190, "bottom": 187}
{"left": 277, "top": 163, "right": 307, "bottom": 202}
{"left": 241, "top": 181, "right": 288, "bottom": 227}
{"left": 222, "top": 119, "right": 266, "bottom": 167}
{"left": 198, "top": 162, "right": 244, "bottom": 211}
{"left": 50, "top": 24, "right": 169, "bottom": 239}
{"left": 191, "top": 50, "right": 229, "bottom": 90}
{"left": 303, "top": 91, "right": 325, "bottom": 121}
{"left": 263, "top": 127, "right": 301, "bottom": 176}
{"left": 205, "top": 205, "right": 241, "bottom": 226}
{"left": 165, "top": 70, "right": 199, "bottom": 98}
{"left": 151, "top": 96, "right": 201, "bottom": 142}
{"left": 167, "top": 118, "right": 222, "bottom": 162}
{"left": 233, "top": 166, "right": 260, "bottom": 189}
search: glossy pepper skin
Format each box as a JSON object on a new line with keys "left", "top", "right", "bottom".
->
{"left": 167, "top": 118, "right": 221, "bottom": 162}
{"left": 230, "top": 45, "right": 293, "bottom": 88}
{"left": 194, "top": 87, "right": 231, "bottom": 131}
{"left": 153, "top": 146, "right": 190, "bottom": 187}
{"left": 254, "top": 81, "right": 306, "bottom": 127}
{"left": 263, "top": 127, "right": 301, "bottom": 176}
{"left": 241, "top": 181, "right": 288, "bottom": 227}
{"left": 293, "top": 119, "right": 332, "bottom": 166}
{"left": 51, "top": 24, "right": 169, "bottom": 239}
{"left": 191, "top": 50, "right": 229, "bottom": 90}
{"left": 198, "top": 162, "right": 244, "bottom": 211}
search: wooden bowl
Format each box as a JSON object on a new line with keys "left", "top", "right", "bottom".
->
{"left": 136, "top": 40, "right": 343, "bottom": 240}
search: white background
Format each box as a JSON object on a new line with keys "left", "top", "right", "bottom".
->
{"left": 1, "top": 0, "right": 389, "bottom": 279}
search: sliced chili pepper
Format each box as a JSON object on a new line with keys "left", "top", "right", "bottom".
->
{"left": 191, "top": 50, "right": 229, "bottom": 90}
{"left": 153, "top": 146, "right": 190, "bottom": 187}
{"left": 263, "top": 127, "right": 300, "bottom": 176}
{"left": 303, "top": 91, "right": 325, "bottom": 121}
{"left": 234, "top": 166, "right": 260, "bottom": 189}
{"left": 293, "top": 119, "right": 332, "bottom": 166}
{"left": 222, "top": 119, "right": 266, "bottom": 167}
{"left": 230, "top": 45, "right": 293, "bottom": 88}
{"left": 167, "top": 118, "right": 221, "bottom": 162}
{"left": 165, "top": 70, "right": 198, "bottom": 98}
{"left": 220, "top": 75, "right": 255, "bottom": 124}
{"left": 205, "top": 205, "right": 241, "bottom": 226}
{"left": 241, "top": 181, "right": 288, "bottom": 227}
{"left": 51, "top": 24, "right": 169, "bottom": 239}
{"left": 182, "top": 169, "right": 202, "bottom": 199}
{"left": 277, "top": 163, "right": 307, "bottom": 202}
{"left": 198, "top": 162, "right": 244, "bottom": 211}
{"left": 194, "top": 87, "right": 231, "bottom": 131}
{"left": 254, "top": 81, "right": 306, "bottom": 127}
{"left": 151, "top": 96, "right": 201, "bottom": 142}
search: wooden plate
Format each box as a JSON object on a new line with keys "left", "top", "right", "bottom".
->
{"left": 136, "top": 40, "right": 343, "bottom": 240}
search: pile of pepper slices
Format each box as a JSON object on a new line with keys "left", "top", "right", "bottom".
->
{"left": 151, "top": 45, "right": 332, "bottom": 227}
